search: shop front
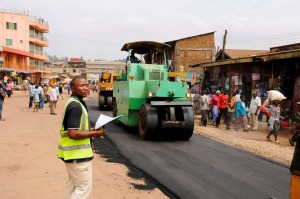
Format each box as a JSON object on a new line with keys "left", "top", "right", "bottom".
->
{"left": 0, "top": 67, "right": 34, "bottom": 85}
{"left": 193, "top": 45, "right": 300, "bottom": 116}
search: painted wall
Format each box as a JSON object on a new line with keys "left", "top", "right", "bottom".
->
{"left": 0, "top": 12, "right": 29, "bottom": 51}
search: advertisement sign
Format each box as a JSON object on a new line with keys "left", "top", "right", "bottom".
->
{"left": 68, "top": 61, "right": 86, "bottom": 68}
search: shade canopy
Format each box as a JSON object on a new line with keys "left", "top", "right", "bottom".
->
{"left": 121, "top": 41, "right": 171, "bottom": 54}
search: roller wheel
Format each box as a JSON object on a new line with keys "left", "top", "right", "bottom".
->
{"left": 107, "top": 96, "right": 113, "bottom": 107}
{"left": 112, "top": 98, "right": 117, "bottom": 117}
{"left": 138, "top": 104, "right": 158, "bottom": 140}
{"left": 99, "top": 95, "right": 105, "bottom": 110}
{"left": 178, "top": 106, "right": 194, "bottom": 140}
{"left": 98, "top": 95, "right": 103, "bottom": 111}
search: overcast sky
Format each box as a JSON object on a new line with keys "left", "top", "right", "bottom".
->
{"left": 2, "top": 0, "right": 300, "bottom": 60}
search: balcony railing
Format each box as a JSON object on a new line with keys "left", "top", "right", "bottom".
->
{"left": 29, "top": 49, "right": 47, "bottom": 56}
{"left": 29, "top": 16, "right": 48, "bottom": 26}
{"left": 0, "top": 8, "right": 29, "bottom": 15}
{"left": 29, "top": 32, "right": 48, "bottom": 41}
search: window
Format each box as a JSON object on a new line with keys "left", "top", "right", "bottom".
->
{"left": 73, "top": 69, "right": 76, "bottom": 73}
{"left": 16, "top": 56, "right": 20, "bottom": 64}
{"left": 6, "top": 22, "right": 17, "bottom": 30}
{"left": 6, "top": 39, "right": 13, "bottom": 46}
{"left": 20, "top": 40, "right": 23, "bottom": 44}
{"left": 29, "top": 43, "right": 35, "bottom": 53}
{"left": 63, "top": 69, "right": 66, "bottom": 73}
{"left": 149, "top": 72, "right": 164, "bottom": 80}
{"left": 29, "top": 58, "right": 35, "bottom": 66}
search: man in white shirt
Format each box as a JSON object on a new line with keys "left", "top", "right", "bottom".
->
{"left": 249, "top": 92, "right": 261, "bottom": 131}
{"left": 49, "top": 84, "right": 58, "bottom": 115}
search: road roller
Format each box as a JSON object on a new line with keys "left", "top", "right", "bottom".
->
{"left": 113, "top": 41, "right": 194, "bottom": 140}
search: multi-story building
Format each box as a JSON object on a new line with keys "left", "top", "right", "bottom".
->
{"left": 42, "top": 60, "right": 125, "bottom": 85}
{"left": 0, "top": 9, "right": 49, "bottom": 83}
{"left": 86, "top": 61, "right": 125, "bottom": 83}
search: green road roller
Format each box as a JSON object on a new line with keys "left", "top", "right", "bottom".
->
{"left": 113, "top": 41, "right": 194, "bottom": 140}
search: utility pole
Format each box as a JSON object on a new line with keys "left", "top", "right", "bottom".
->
{"left": 221, "top": 30, "right": 228, "bottom": 60}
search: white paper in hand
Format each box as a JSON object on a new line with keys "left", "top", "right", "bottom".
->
{"left": 95, "top": 114, "right": 122, "bottom": 130}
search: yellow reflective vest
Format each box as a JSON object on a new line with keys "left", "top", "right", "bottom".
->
{"left": 57, "top": 97, "right": 93, "bottom": 160}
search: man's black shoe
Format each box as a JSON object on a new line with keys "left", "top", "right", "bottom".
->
{"left": 289, "top": 139, "right": 294, "bottom": 146}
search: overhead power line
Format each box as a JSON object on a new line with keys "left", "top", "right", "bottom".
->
{"left": 47, "top": 33, "right": 122, "bottom": 47}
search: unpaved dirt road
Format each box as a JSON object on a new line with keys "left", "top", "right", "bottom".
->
{"left": 0, "top": 91, "right": 168, "bottom": 199}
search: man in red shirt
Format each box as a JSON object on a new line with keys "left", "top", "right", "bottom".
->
{"left": 216, "top": 89, "right": 230, "bottom": 130}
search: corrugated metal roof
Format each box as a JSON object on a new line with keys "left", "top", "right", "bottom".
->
{"left": 192, "top": 48, "right": 300, "bottom": 68}
{"left": 221, "top": 49, "right": 269, "bottom": 59}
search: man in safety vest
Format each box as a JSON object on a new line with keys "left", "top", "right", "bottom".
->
{"left": 57, "top": 76, "right": 105, "bottom": 198}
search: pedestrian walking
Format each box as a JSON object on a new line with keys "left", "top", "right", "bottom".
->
{"left": 228, "top": 90, "right": 239, "bottom": 128}
{"left": 3, "top": 75, "right": 8, "bottom": 84}
{"left": 249, "top": 91, "right": 261, "bottom": 131}
{"left": 91, "top": 84, "right": 96, "bottom": 93}
{"left": 58, "top": 83, "right": 64, "bottom": 100}
{"left": 11, "top": 81, "right": 15, "bottom": 92}
{"left": 193, "top": 92, "right": 201, "bottom": 115}
{"left": 33, "top": 85, "right": 40, "bottom": 112}
{"left": 216, "top": 89, "right": 230, "bottom": 130}
{"left": 209, "top": 90, "right": 220, "bottom": 126}
{"left": 38, "top": 84, "right": 45, "bottom": 109}
{"left": 0, "top": 83, "right": 6, "bottom": 122}
{"left": 28, "top": 82, "right": 34, "bottom": 108}
{"left": 43, "top": 84, "right": 48, "bottom": 104}
{"left": 57, "top": 76, "right": 105, "bottom": 199}
{"left": 47, "top": 84, "right": 52, "bottom": 107}
{"left": 67, "top": 84, "right": 71, "bottom": 95}
{"left": 199, "top": 90, "right": 211, "bottom": 127}
{"left": 235, "top": 95, "right": 249, "bottom": 132}
{"left": 266, "top": 100, "right": 281, "bottom": 144}
{"left": 49, "top": 84, "right": 58, "bottom": 115}
{"left": 5, "top": 80, "right": 12, "bottom": 98}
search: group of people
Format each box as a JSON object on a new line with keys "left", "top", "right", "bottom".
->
{"left": 193, "top": 88, "right": 296, "bottom": 144}
{"left": 27, "top": 82, "right": 65, "bottom": 115}
{"left": 90, "top": 84, "right": 98, "bottom": 93}
{"left": 194, "top": 89, "right": 249, "bottom": 131}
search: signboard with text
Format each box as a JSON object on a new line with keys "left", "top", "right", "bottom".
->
{"left": 68, "top": 61, "right": 86, "bottom": 68}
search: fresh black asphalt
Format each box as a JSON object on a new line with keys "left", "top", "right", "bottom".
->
{"left": 87, "top": 98, "right": 290, "bottom": 199}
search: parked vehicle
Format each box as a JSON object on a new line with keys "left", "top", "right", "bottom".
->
{"left": 113, "top": 41, "right": 194, "bottom": 140}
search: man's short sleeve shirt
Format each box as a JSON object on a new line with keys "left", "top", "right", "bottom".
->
{"left": 63, "top": 98, "right": 88, "bottom": 129}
